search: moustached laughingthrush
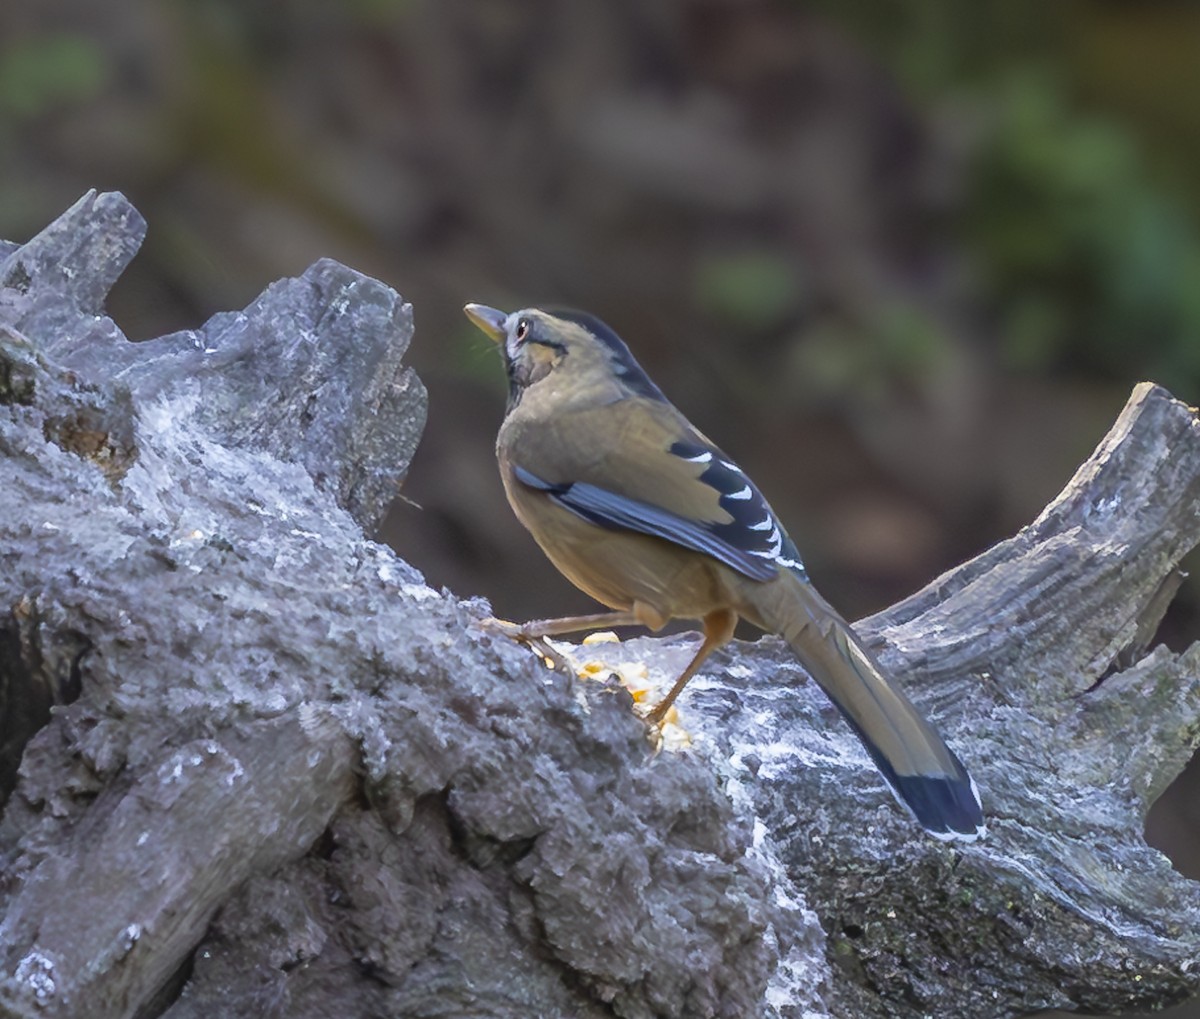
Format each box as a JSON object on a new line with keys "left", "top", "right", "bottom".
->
{"left": 464, "top": 303, "right": 984, "bottom": 842}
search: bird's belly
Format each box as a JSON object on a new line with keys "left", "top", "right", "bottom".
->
{"left": 515, "top": 504, "right": 735, "bottom": 624}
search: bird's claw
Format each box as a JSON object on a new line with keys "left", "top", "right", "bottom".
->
{"left": 637, "top": 700, "right": 671, "bottom": 728}
{"left": 479, "top": 617, "right": 574, "bottom": 675}
{"left": 479, "top": 616, "right": 529, "bottom": 640}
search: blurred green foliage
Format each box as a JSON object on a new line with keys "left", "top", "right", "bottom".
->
{"left": 0, "top": 35, "right": 108, "bottom": 120}
{"left": 968, "top": 70, "right": 1200, "bottom": 387}
{"left": 695, "top": 251, "right": 800, "bottom": 333}
{"left": 814, "top": 0, "right": 1200, "bottom": 396}
{"left": 786, "top": 306, "right": 955, "bottom": 409}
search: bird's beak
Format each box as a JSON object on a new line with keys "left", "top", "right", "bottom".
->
{"left": 463, "top": 304, "right": 508, "bottom": 344}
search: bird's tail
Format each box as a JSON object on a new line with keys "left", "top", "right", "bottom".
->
{"left": 743, "top": 573, "right": 985, "bottom": 841}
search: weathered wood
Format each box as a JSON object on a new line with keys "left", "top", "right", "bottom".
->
{"left": 2, "top": 713, "right": 355, "bottom": 1017}
{"left": 0, "top": 193, "right": 1197, "bottom": 1019}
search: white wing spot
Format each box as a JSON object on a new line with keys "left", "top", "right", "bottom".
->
{"left": 749, "top": 515, "right": 774, "bottom": 531}
{"left": 720, "top": 459, "right": 743, "bottom": 473}
{"left": 726, "top": 485, "right": 753, "bottom": 500}
{"left": 682, "top": 450, "right": 713, "bottom": 464}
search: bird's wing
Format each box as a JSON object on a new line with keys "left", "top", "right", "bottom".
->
{"left": 509, "top": 399, "right": 807, "bottom": 584}
{"left": 511, "top": 464, "right": 778, "bottom": 581}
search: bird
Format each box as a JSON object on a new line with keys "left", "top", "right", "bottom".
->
{"left": 464, "top": 302, "right": 984, "bottom": 842}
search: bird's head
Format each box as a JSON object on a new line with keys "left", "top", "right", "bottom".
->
{"left": 463, "top": 304, "right": 666, "bottom": 410}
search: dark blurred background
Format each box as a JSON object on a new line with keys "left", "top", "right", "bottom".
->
{"left": 2, "top": 2, "right": 1198, "bottom": 1012}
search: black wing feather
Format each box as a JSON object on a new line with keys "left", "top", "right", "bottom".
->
{"left": 667, "top": 439, "right": 808, "bottom": 580}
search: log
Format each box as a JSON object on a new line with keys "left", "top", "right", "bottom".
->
{"left": 0, "top": 193, "right": 1197, "bottom": 1019}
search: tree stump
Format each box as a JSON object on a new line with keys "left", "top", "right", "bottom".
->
{"left": 0, "top": 193, "right": 1197, "bottom": 1019}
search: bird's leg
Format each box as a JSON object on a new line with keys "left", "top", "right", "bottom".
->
{"left": 643, "top": 608, "right": 738, "bottom": 725}
{"left": 481, "top": 610, "right": 644, "bottom": 675}
{"left": 513, "top": 610, "right": 644, "bottom": 640}
{"left": 483, "top": 609, "right": 643, "bottom": 642}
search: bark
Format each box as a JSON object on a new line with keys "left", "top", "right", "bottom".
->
{"left": 0, "top": 193, "right": 1197, "bottom": 1019}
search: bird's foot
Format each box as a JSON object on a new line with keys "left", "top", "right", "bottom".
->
{"left": 478, "top": 616, "right": 529, "bottom": 640}
{"left": 637, "top": 699, "right": 673, "bottom": 728}
{"left": 633, "top": 697, "right": 691, "bottom": 752}
{"left": 479, "top": 617, "right": 575, "bottom": 675}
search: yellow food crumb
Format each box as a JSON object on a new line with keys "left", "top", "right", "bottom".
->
{"left": 582, "top": 631, "right": 621, "bottom": 645}
{"left": 571, "top": 651, "right": 694, "bottom": 749}
{"left": 659, "top": 720, "right": 692, "bottom": 750}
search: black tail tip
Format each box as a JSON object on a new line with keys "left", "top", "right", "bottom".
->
{"left": 889, "top": 772, "right": 986, "bottom": 843}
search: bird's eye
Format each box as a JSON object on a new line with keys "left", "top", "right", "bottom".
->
{"left": 515, "top": 319, "right": 529, "bottom": 343}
